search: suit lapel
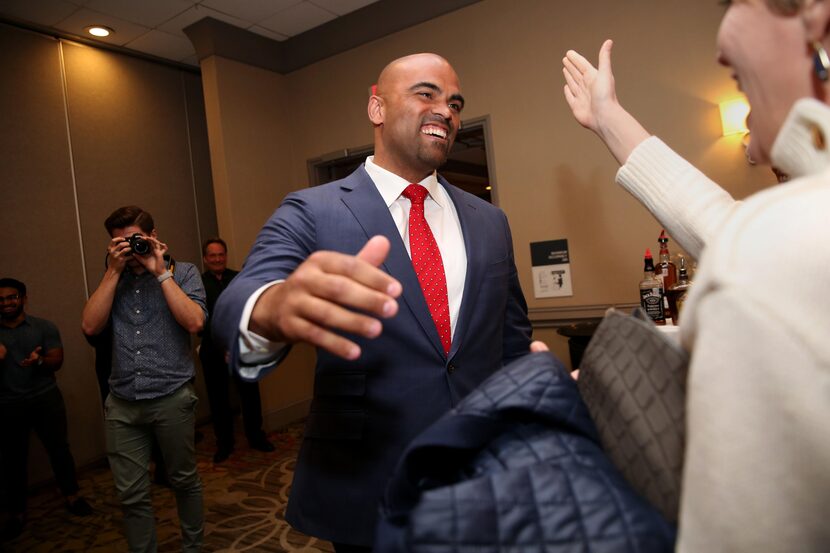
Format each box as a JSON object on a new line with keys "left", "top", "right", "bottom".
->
{"left": 340, "top": 167, "right": 446, "bottom": 358}
{"left": 442, "top": 177, "right": 484, "bottom": 359}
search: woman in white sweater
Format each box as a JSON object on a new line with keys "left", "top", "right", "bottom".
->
{"left": 562, "top": 1, "right": 830, "bottom": 552}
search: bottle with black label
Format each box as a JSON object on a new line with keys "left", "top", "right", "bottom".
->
{"left": 639, "top": 248, "right": 666, "bottom": 325}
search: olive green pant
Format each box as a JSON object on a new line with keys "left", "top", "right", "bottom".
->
{"left": 105, "top": 383, "right": 203, "bottom": 552}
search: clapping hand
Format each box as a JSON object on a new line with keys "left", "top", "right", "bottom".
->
{"left": 20, "top": 346, "right": 42, "bottom": 367}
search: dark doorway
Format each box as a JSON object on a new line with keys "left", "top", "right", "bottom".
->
{"left": 307, "top": 117, "right": 496, "bottom": 204}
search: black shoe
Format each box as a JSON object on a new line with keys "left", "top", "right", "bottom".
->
{"left": 213, "top": 446, "right": 234, "bottom": 464}
{"left": 67, "top": 497, "right": 93, "bottom": 517}
{"left": 249, "top": 438, "right": 275, "bottom": 453}
{"left": 1, "top": 515, "right": 24, "bottom": 542}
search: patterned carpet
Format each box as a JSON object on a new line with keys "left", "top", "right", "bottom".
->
{"left": 3, "top": 421, "right": 335, "bottom": 552}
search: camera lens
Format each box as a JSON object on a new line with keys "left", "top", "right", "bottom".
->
{"left": 130, "top": 234, "right": 151, "bottom": 256}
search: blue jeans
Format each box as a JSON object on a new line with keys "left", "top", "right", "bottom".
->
{"left": 105, "top": 383, "right": 203, "bottom": 552}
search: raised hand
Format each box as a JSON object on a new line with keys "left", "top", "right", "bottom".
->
{"left": 563, "top": 39, "right": 617, "bottom": 133}
{"left": 250, "top": 235, "right": 403, "bottom": 360}
{"left": 562, "top": 39, "right": 649, "bottom": 165}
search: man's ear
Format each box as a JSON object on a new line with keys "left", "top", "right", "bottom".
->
{"left": 803, "top": 0, "right": 830, "bottom": 42}
{"left": 368, "top": 95, "right": 384, "bottom": 125}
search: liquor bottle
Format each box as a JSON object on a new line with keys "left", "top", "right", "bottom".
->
{"left": 666, "top": 257, "right": 692, "bottom": 324}
{"left": 657, "top": 230, "right": 677, "bottom": 321}
{"left": 639, "top": 248, "right": 666, "bottom": 325}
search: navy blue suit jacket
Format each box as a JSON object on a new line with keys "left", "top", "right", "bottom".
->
{"left": 213, "top": 166, "right": 532, "bottom": 545}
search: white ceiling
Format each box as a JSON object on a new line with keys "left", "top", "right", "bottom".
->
{"left": 0, "top": 0, "right": 380, "bottom": 66}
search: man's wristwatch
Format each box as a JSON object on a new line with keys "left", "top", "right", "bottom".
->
{"left": 157, "top": 270, "right": 173, "bottom": 284}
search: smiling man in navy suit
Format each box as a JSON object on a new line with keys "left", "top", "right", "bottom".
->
{"left": 212, "top": 53, "right": 532, "bottom": 551}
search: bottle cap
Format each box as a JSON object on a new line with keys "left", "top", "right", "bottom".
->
{"left": 644, "top": 248, "right": 653, "bottom": 259}
{"left": 658, "top": 229, "right": 668, "bottom": 243}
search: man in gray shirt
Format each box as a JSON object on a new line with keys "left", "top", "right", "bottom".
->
{"left": 0, "top": 278, "right": 92, "bottom": 543}
{"left": 81, "top": 206, "right": 206, "bottom": 552}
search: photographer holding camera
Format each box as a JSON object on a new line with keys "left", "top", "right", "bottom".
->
{"left": 82, "top": 205, "right": 206, "bottom": 552}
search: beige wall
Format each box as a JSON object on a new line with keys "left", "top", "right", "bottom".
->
{"left": 200, "top": 56, "right": 317, "bottom": 417}
{"left": 200, "top": 56, "right": 294, "bottom": 269}
{"left": 0, "top": 23, "right": 216, "bottom": 484}
{"left": 200, "top": 0, "right": 774, "bottom": 371}
{"left": 285, "top": 0, "right": 773, "bottom": 308}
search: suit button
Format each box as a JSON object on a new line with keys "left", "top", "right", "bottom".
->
{"left": 447, "top": 363, "right": 456, "bottom": 373}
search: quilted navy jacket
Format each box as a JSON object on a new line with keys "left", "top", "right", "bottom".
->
{"left": 375, "top": 352, "right": 675, "bottom": 552}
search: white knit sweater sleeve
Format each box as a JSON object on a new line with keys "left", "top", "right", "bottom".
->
{"left": 616, "top": 136, "right": 740, "bottom": 259}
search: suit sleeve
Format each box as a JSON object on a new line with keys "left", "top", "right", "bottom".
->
{"left": 498, "top": 210, "right": 532, "bottom": 364}
{"left": 212, "top": 192, "right": 316, "bottom": 379}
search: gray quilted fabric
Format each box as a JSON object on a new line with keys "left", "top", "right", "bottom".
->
{"left": 577, "top": 309, "right": 689, "bottom": 522}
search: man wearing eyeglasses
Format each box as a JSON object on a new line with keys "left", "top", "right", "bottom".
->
{"left": 0, "top": 278, "right": 92, "bottom": 543}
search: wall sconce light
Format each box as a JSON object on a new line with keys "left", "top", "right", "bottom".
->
{"left": 85, "top": 25, "right": 114, "bottom": 37}
{"left": 719, "top": 97, "right": 750, "bottom": 136}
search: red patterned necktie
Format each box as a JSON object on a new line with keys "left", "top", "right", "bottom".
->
{"left": 402, "top": 184, "right": 451, "bottom": 355}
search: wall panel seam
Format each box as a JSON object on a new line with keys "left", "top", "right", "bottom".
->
{"left": 182, "top": 72, "right": 203, "bottom": 258}
{"left": 58, "top": 40, "right": 89, "bottom": 299}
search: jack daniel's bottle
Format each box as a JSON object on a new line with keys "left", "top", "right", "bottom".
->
{"left": 639, "top": 248, "right": 666, "bottom": 325}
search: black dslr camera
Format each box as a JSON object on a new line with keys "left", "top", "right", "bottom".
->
{"left": 125, "top": 233, "right": 152, "bottom": 256}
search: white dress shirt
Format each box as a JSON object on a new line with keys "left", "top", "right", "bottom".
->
{"left": 237, "top": 156, "right": 467, "bottom": 376}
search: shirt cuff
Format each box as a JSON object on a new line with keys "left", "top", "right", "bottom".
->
{"left": 238, "top": 280, "right": 289, "bottom": 378}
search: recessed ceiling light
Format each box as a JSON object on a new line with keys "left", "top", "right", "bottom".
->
{"left": 85, "top": 25, "right": 114, "bottom": 37}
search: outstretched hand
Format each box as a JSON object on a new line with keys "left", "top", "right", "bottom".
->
{"left": 250, "top": 235, "right": 403, "bottom": 361}
{"left": 563, "top": 39, "right": 617, "bottom": 134}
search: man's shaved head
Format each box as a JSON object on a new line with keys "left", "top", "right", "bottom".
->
{"left": 375, "top": 53, "right": 454, "bottom": 95}
{"left": 368, "top": 53, "right": 464, "bottom": 182}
